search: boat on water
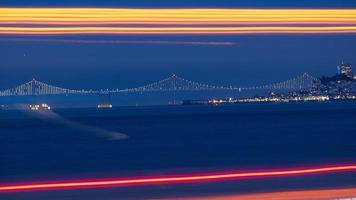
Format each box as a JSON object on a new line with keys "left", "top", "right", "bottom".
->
{"left": 97, "top": 93, "right": 113, "bottom": 109}
{"left": 97, "top": 104, "right": 113, "bottom": 109}
{"left": 29, "top": 103, "right": 51, "bottom": 111}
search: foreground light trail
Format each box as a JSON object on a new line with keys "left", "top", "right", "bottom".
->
{"left": 175, "top": 187, "right": 356, "bottom": 200}
{"left": 1, "top": 8, "right": 356, "bottom": 35}
{"left": 1, "top": 164, "right": 356, "bottom": 193}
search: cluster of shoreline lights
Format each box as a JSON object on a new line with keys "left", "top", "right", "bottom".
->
{"left": 205, "top": 62, "right": 356, "bottom": 105}
{"left": 202, "top": 94, "right": 356, "bottom": 106}
{"left": 208, "top": 95, "right": 332, "bottom": 105}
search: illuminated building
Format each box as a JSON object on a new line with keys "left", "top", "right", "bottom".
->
{"left": 336, "top": 62, "right": 353, "bottom": 78}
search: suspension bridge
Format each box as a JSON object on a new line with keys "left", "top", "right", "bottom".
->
{"left": 0, "top": 73, "right": 317, "bottom": 97}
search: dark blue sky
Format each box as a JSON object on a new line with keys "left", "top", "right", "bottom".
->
{"left": 1, "top": 0, "right": 356, "bottom": 90}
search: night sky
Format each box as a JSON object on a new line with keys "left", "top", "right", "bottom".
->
{"left": 1, "top": 0, "right": 356, "bottom": 90}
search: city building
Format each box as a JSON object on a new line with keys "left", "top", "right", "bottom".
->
{"left": 336, "top": 62, "right": 353, "bottom": 78}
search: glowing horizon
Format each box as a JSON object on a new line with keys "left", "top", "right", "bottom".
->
{"left": 1, "top": 8, "right": 356, "bottom": 35}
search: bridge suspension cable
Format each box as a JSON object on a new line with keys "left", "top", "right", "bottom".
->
{"left": 0, "top": 79, "right": 91, "bottom": 96}
{"left": 0, "top": 73, "right": 318, "bottom": 97}
{"left": 117, "top": 74, "right": 231, "bottom": 92}
{"left": 240, "top": 73, "right": 318, "bottom": 91}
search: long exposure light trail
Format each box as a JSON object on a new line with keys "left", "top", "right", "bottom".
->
{"left": 1, "top": 164, "right": 356, "bottom": 193}
{"left": 1, "top": 8, "right": 356, "bottom": 35}
{"left": 0, "top": 38, "right": 237, "bottom": 46}
{"left": 177, "top": 187, "right": 356, "bottom": 200}
{"left": 1, "top": 26, "right": 356, "bottom": 35}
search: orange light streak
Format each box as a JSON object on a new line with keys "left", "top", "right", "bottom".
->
{"left": 0, "top": 38, "right": 237, "bottom": 46}
{"left": 0, "top": 164, "right": 356, "bottom": 193}
{"left": 175, "top": 187, "right": 356, "bottom": 200}
{"left": 1, "top": 26, "right": 356, "bottom": 35}
{"left": 1, "top": 8, "right": 356, "bottom": 35}
{"left": 1, "top": 21, "right": 356, "bottom": 25}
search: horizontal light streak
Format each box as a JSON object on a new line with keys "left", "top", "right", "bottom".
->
{"left": 1, "top": 26, "right": 356, "bottom": 35}
{"left": 1, "top": 8, "right": 356, "bottom": 13}
{"left": 2, "top": 21, "right": 356, "bottom": 25}
{"left": 1, "top": 9, "right": 355, "bottom": 19}
{"left": 0, "top": 164, "right": 356, "bottom": 193}
{"left": 178, "top": 187, "right": 356, "bottom": 200}
{"left": 2, "top": 17, "right": 356, "bottom": 21}
{"left": 1, "top": 8, "right": 356, "bottom": 35}
{"left": 0, "top": 38, "right": 237, "bottom": 46}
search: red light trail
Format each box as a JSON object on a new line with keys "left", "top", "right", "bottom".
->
{"left": 1, "top": 164, "right": 356, "bottom": 193}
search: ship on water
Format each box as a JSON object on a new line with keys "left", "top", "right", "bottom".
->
{"left": 29, "top": 103, "right": 51, "bottom": 111}
{"left": 97, "top": 93, "right": 113, "bottom": 109}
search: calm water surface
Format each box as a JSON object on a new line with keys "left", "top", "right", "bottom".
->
{"left": 1, "top": 102, "right": 356, "bottom": 199}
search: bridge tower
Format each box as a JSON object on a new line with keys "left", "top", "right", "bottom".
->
{"left": 172, "top": 74, "right": 177, "bottom": 105}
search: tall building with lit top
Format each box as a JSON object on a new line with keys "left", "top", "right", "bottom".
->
{"left": 336, "top": 62, "right": 353, "bottom": 78}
